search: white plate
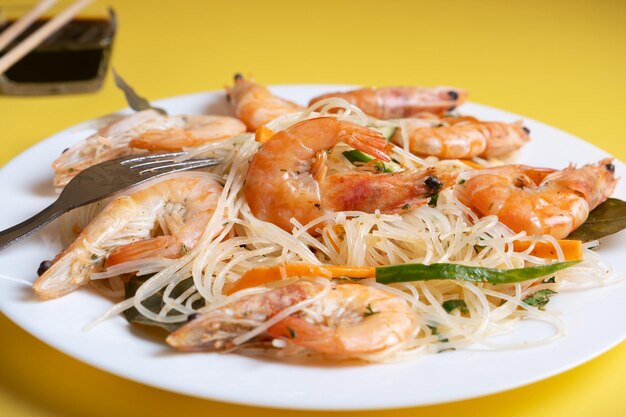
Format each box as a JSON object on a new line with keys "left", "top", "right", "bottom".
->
{"left": 0, "top": 85, "right": 625, "bottom": 411}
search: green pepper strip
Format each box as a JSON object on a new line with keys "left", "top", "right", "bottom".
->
{"left": 343, "top": 149, "right": 374, "bottom": 163}
{"left": 375, "top": 261, "right": 580, "bottom": 285}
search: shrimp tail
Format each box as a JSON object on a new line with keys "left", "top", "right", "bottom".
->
{"left": 340, "top": 125, "right": 392, "bottom": 162}
{"left": 105, "top": 236, "right": 179, "bottom": 267}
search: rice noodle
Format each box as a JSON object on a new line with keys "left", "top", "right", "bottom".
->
{"left": 81, "top": 100, "right": 617, "bottom": 362}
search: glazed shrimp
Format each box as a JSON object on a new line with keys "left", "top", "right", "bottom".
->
{"left": 392, "top": 119, "right": 530, "bottom": 159}
{"left": 33, "top": 173, "right": 223, "bottom": 299}
{"left": 167, "top": 280, "right": 416, "bottom": 356}
{"left": 459, "top": 159, "right": 618, "bottom": 239}
{"left": 226, "top": 74, "right": 304, "bottom": 131}
{"left": 244, "top": 117, "right": 458, "bottom": 232}
{"left": 309, "top": 85, "right": 467, "bottom": 119}
{"left": 52, "top": 111, "right": 245, "bottom": 188}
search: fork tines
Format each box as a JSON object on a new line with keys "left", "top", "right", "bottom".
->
{"left": 120, "top": 152, "right": 220, "bottom": 176}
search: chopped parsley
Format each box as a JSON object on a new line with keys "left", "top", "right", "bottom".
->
{"left": 179, "top": 243, "right": 189, "bottom": 256}
{"left": 523, "top": 289, "right": 557, "bottom": 310}
{"left": 442, "top": 299, "right": 469, "bottom": 314}
{"left": 374, "top": 161, "right": 387, "bottom": 173}
{"left": 363, "top": 303, "right": 380, "bottom": 317}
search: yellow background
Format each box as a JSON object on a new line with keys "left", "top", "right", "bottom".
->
{"left": 1, "top": 0, "right": 625, "bottom": 415}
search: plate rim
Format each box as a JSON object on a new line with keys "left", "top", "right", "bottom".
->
{"left": 0, "top": 84, "right": 625, "bottom": 411}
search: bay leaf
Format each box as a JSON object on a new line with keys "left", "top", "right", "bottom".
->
{"left": 567, "top": 198, "right": 626, "bottom": 241}
{"left": 123, "top": 274, "right": 199, "bottom": 332}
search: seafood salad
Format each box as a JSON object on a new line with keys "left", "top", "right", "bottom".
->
{"left": 31, "top": 75, "right": 625, "bottom": 362}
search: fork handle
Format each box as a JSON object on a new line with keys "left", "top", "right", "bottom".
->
{"left": 0, "top": 200, "right": 66, "bottom": 252}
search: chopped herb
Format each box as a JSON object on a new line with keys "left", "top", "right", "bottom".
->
{"left": 90, "top": 254, "right": 98, "bottom": 260}
{"left": 287, "top": 327, "right": 297, "bottom": 338}
{"left": 401, "top": 203, "right": 411, "bottom": 210}
{"left": 523, "top": 289, "right": 557, "bottom": 310}
{"left": 436, "top": 123, "right": 445, "bottom": 128}
{"left": 442, "top": 299, "right": 469, "bottom": 314}
{"left": 374, "top": 161, "right": 386, "bottom": 173}
{"left": 458, "top": 179, "right": 466, "bottom": 185}
{"left": 542, "top": 276, "right": 556, "bottom": 284}
{"left": 474, "top": 245, "right": 485, "bottom": 252}
{"left": 363, "top": 303, "right": 380, "bottom": 317}
{"left": 429, "top": 194, "right": 439, "bottom": 206}
{"left": 427, "top": 325, "right": 439, "bottom": 335}
{"left": 427, "top": 325, "right": 453, "bottom": 351}
{"left": 314, "top": 203, "right": 321, "bottom": 209}
{"left": 179, "top": 243, "right": 189, "bottom": 256}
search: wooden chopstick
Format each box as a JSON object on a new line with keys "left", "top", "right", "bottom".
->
{"left": 0, "top": 0, "right": 94, "bottom": 75}
{"left": 0, "top": 0, "right": 58, "bottom": 53}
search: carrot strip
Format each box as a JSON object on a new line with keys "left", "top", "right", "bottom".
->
{"left": 226, "top": 264, "right": 375, "bottom": 295}
{"left": 459, "top": 159, "right": 486, "bottom": 170}
{"left": 513, "top": 240, "right": 583, "bottom": 261}
{"left": 255, "top": 126, "right": 275, "bottom": 143}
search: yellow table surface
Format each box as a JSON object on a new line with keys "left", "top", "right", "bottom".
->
{"left": 1, "top": 0, "right": 625, "bottom": 415}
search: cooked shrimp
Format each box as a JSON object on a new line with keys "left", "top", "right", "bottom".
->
{"left": 53, "top": 110, "right": 166, "bottom": 188}
{"left": 129, "top": 115, "right": 245, "bottom": 151}
{"left": 52, "top": 111, "right": 244, "bottom": 188}
{"left": 392, "top": 119, "right": 530, "bottom": 159}
{"left": 309, "top": 86, "right": 467, "bottom": 119}
{"left": 226, "top": 74, "right": 304, "bottom": 131}
{"left": 459, "top": 159, "right": 618, "bottom": 238}
{"left": 244, "top": 117, "right": 458, "bottom": 232}
{"left": 33, "top": 173, "right": 223, "bottom": 299}
{"left": 167, "top": 280, "right": 416, "bottom": 356}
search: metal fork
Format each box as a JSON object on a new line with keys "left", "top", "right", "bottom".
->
{"left": 0, "top": 152, "right": 220, "bottom": 252}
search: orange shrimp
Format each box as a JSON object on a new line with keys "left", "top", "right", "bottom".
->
{"left": 392, "top": 119, "right": 530, "bottom": 159}
{"left": 244, "top": 117, "right": 458, "bottom": 233}
{"left": 226, "top": 74, "right": 304, "bottom": 131}
{"left": 167, "top": 280, "right": 416, "bottom": 356}
{"left": 33, "top": 173, "right": 223, "bottom": 299}
{"left": 52, "top": 111, "right": 245, "bottom": 188}
{"left": 309, "top": 85, "right": 467, "bottom": 119}
{"left": 459, "top": 159, "right": 618, "bottom": 238}
{"left": 129, "top": 115, "right": 246, "bottom": 151}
